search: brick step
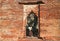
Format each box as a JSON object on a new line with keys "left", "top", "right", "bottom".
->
{"left": 18, "top": 37, "right": 43, "bottom": 41}
{"left": 18, "top": 39, "right": 43, "bottom": 41}
{"left": 18, "top": 36, "right": 60, "bottom": 41}
{"left": 26, "top": 37, "right": 38, "bottom": 39}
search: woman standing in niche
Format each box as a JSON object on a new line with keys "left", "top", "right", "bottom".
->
{"left": 26, "top": 10, "right": 38, "bottom": 37}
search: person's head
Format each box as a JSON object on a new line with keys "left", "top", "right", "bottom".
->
{"left": 30, "top": 10, "right": 35, "bottom": 17}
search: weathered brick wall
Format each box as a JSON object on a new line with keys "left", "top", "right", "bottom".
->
{"left": 40, "top": 4, "right": 59, "bottom": 37}
{"left": 0, "top": 0, "right": 60, "bottom": 41}
{"left": 0, "top": 0, "right": 24, "bottom": 41}
{"left": 40, "top": 0, "right": 60, "bottom": 40}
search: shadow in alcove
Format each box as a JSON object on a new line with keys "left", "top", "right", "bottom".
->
{"left": 26, "top": 10, "right": 39, "bottom": 37}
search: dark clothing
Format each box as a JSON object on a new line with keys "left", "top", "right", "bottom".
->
{"left": 26, "top": 12, "right": 38, "bottom": 37}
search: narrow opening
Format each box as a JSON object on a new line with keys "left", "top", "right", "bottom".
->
{"left": 22, "top": 1, "right": 45, "bottom": 39}
{"left": 26, "top": 10, "right": 39, "bottom": 37}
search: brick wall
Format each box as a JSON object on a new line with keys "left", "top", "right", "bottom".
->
{"left": 0, "top": 0, "right": 24, "bottom": 41}
{"left": 40, "top": 0, "right": 60, "bottom": 40}
{"left": 40, "top": 4, "right": 60, "bottom": 37}
{"left": 0, "top": 0, "right": 60, "bottom": 41}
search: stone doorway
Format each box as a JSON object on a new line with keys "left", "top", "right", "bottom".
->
{"left": 23, "top": 5, "right": 39, "bottom": 38}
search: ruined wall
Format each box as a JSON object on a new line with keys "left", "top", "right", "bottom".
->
{"left": 40, "top": 0, "right": 60, "bottom": 40}
{"left": 40, "top": 4, "right": 60, "bottom": 37}
{"left": 0, "top": 0, "right": 60, "bottom": 41}
{"left": 0, "top": 0, "right": 24, "bottom": 41}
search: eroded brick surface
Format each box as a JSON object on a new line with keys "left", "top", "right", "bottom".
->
{"left": 0, "top": 0, "right": 24, "bottom": 41}
{"left": 0, "top": 0, "right": 60, "bottom": 41}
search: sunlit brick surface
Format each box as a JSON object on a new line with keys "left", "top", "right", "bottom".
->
{"left": 0, "top": 0, "right": 60, "bottom": 41}
{"left": 0, "top": 0, "right": 24, "bottom": 41}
